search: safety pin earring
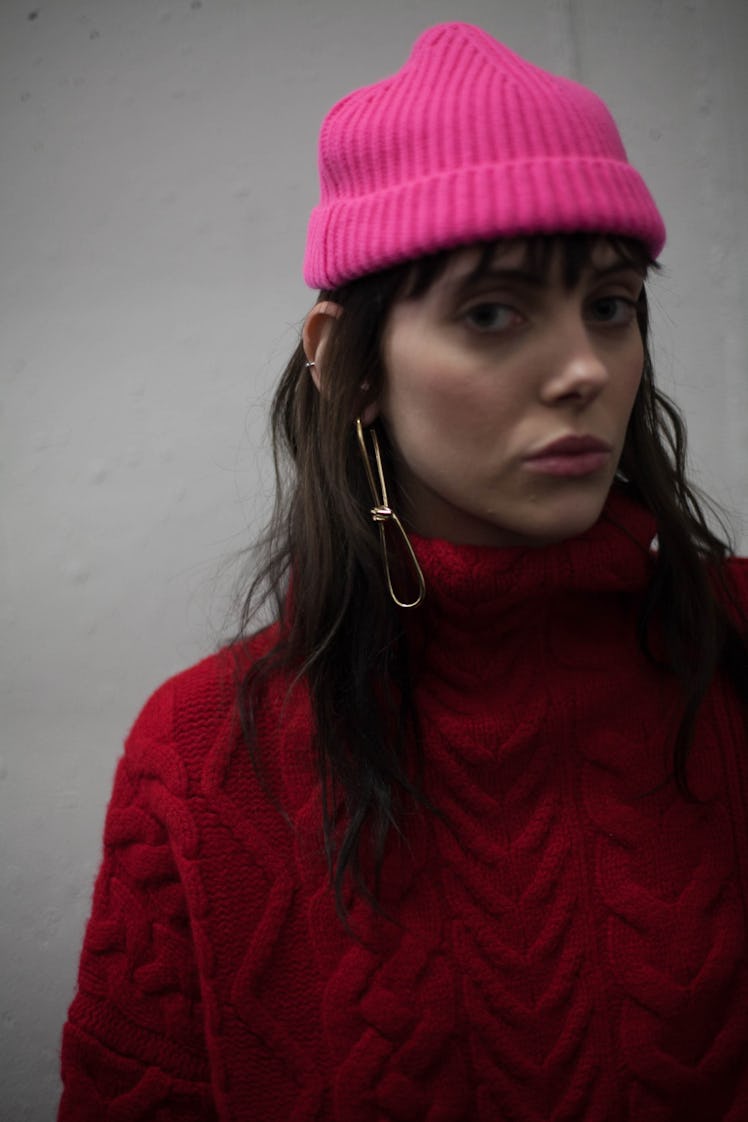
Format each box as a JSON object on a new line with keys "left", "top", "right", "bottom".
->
{"left": 355, "top": 418, "right": 426, "bottom": 609}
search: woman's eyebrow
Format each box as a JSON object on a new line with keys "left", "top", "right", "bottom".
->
{"left": 590, "top": 261, "right": 647, "bottom": 280}
{"left": 445, "top": 266, "right": 545, "bottom": 297}
{"left": 442, "top": 259, "right": 646, "bottom": 301}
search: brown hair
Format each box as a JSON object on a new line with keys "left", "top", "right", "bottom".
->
{"left": 234, "top": 235, "right": 748, "bottom": 915}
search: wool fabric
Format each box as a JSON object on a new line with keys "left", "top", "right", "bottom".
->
{"left": 58, "top": 492, "right": 748, "bottom": 1121}
{"left": 304, "top": 23, "right": 666, "bottom": 289}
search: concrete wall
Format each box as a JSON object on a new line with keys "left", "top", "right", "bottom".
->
{"left": 1, "top": 0, "right": 746, "bottom": 1116}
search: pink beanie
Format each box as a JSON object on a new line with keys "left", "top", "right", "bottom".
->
{"left": 304, "top": 22, "right": 665, "bottom": 289}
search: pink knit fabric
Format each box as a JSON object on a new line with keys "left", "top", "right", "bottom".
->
{"left": 304, "top": 22, "right": 666, "bottom": 289}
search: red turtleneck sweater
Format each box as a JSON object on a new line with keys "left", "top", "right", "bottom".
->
{"left": 59, "top": 494, "right": 748, "bottom": 1121}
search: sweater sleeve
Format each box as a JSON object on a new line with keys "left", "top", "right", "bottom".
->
{"left": 58, "top": 684, "right": 218, "bottom": 1121}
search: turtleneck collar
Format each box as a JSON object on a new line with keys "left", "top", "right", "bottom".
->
{"left": 395, "top": 487, "right": 659, "bottom": 734}
{"left": 408, "top": 487, "right": 657, "bottom": 623}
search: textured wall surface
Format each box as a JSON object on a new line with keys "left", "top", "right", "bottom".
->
{"left": 1, "top": 0, "right": 746, "bottom": 1116}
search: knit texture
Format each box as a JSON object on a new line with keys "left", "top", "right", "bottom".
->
{"left": 59, "top": 492, "right": 748, "bottom": 1121}
{"left": 304, "top": 23, "right": 666, "bottom": 288}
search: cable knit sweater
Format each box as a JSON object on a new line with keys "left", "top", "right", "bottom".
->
{"left": 59, "top": 493, "right": 748, "bottom": 1121}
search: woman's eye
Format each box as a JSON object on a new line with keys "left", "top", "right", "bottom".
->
{"left": 589, "top": 296, "right": 637, "bottom": 326}
{"left": 463, "top": 303, "right": 521, "bottom": 332}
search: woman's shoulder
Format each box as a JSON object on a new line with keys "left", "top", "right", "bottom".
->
{"left": 726, "top": 555, "right": 748, "bottom": 610}
{"left": 122, "top": 624, "right": 281, "bottom": 790}
{"left": 727, "top": 554, "right": 748, "bottom": 579}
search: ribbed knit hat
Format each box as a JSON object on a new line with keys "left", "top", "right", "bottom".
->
{"left": 304, "top": 22, "right": 665, "bottom": 289}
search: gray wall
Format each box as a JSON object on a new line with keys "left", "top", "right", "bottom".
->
{"left": 2, "top": 0, "right": 746, "bottom": 1117}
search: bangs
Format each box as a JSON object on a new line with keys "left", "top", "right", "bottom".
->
{"left": 401, "top": 233, "right": 656, "bottom": 301}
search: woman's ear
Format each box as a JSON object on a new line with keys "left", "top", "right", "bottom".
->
{"left": 302, "top": 301, "right": 343, "bottom": 393}
{"left": 302, "top": 300, "right": 380, "bottom": 423}
{"left": 359, "top": 399, "right": 379, "bottom": 426}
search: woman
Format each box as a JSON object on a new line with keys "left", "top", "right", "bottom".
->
{"left": 59, "top": 22, "right": 748, "bottom": 1121}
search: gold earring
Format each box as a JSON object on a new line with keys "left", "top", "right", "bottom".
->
{"left": 355, "top": 418, "right": 426, "bottom": 609}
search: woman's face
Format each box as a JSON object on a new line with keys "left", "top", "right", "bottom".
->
{"left": 377, "top": 240, "right": 645, "bottom": 547}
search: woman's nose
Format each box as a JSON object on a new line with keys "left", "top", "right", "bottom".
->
{"left": 539, "top": 318, "right": 609, "bottom": 406}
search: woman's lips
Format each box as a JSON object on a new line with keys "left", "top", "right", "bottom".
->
{"left": 524, "top": 435, "right": 612, "bottom": 477}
